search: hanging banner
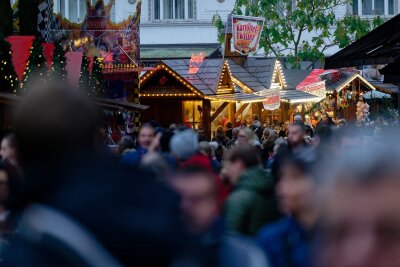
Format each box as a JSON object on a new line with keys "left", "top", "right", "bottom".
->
{"left": 65, "top": 51, "right": 83, "bottom": 88}
{"left": 6, "top": 36, "right": 35, "bottom": 80}
{"left": 232, "top": 15, "right": 264, "bottom": 55}
{"left": 42, "top": 43, "right": 55, "bottom": 70}
{"left": 262, "top": 88, "right": 281, "bottom": 110}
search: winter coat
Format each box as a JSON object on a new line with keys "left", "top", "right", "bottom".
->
{"left": 223, "top": 167, "right": 280, "bottom": 236}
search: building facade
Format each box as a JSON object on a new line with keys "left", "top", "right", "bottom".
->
{"left": 17, "top": 0, "right": 235, "bottom": 45}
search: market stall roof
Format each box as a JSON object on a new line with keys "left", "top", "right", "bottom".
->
{"left": 280, "top": 90, "right": 324, "bottom": 104}
{"left": 227, "top": 58, "right": 285, "bottom": 92}
{"left": 364, "top": 90, "right": 392, "bottom": 99}
{"left": 141, "top": 44, "right": 221, "bottom": 60}
{"left": 296, "top": 69, "right": 326, "bottom": 89}
{"left": 0, "top": 93, "right": 148, "bottom": 111}
{"left": 369, "top": 81, "right": 400, "bottom": 94}
{"left": 205, "top": 93, "right": 265, "bottom": 103}
{"left": 324, "top": 14, "right": 400, "bottom": 69}
{"left": 282, "top": 69, "right": 312, "bottom": 89}
{"left": 161, "top": 59, "right": 225, "bottom": 95}
{"left": 325, "top": 72, "right": 375, "bottom": 93}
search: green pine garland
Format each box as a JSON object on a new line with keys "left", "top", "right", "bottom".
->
{"left": 19, "top": 38, "right": 46, "bottom": 94}
{"left": 52, "top": 42, "right": 67, "bottom": 80}
{"left": 79, "top": 55, "right": 91, "bottom": 96}
{"left": 91, "top": 56, "right": 104, "bottom": 97}
{"left": 0, "top": 33, "right": 18, "bottom": 94}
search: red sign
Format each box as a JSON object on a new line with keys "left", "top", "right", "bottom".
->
{"left": 262, "top": 89, "right": 280, "bottom": 110}
{"left": 232, "top": 15, "right": 264, "bottom": 55}
{"left": 297, "top": 81, "right": 326, "bottom": 98}
{"left": 188, "top": 52, "right": 205, "bottom": 75}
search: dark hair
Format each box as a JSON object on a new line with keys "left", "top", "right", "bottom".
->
{"left": 118, "top": 136, "right": 135, "bottom": 154}
{"left": 13, "top": 83, "right": 100, "bottom": 165}
{"left": 160, "top": 131, "right": 174, "bottom": 152}
{"left": 290, "top": 122, "right": 306, "bottom": 133}
{"left": 171, "top": 166, "right": 217, "bottom": 195}
{"left": 0, "top": 162, "right": 23, "bottom": 210}
{"left": 281, "top": 148, "right": 319, "bottom": 180}
{"left": 315, "top": 125, "right": 333, "bottom": 145}
{"left": 227, "top": 145, "right": 261, "bottom": 168}
{"left": 139, "top": 123, "right": 156, "bottom": 134}
{"left": 252, "top": 114, "right": 259, "bottom": 121}
{"left": 2, "top": 133, "right": 17, "bottom": 150}
{"left": 226, "top": 122, "right": 233, "bottom": 128}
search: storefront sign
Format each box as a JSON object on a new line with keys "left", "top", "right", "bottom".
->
{"left": 232, "top": 15, "right": 265, "bottom": 55}
{"left": 262, "top": 89, "right": 281, "bottom": 110}
{"left": 297, "top": 81, "right": 326, "bottom": 98}
{"left": 188, "top": 52, "right": 205, "bottom": 74}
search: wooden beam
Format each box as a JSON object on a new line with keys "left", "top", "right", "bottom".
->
{"left": 210, "top": 102, "right": 229, "bottom": 123}
{"left": 235, "top": 103, "right": 250, "bottom": 119}
{"left": 228, "top": 102, "right": 236, "bottom": 124}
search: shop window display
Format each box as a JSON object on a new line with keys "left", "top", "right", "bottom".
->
{"left": 183, "top": 101, "right": 203, "bottom": 129}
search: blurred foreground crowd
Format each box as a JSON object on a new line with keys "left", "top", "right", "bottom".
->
{"left": 0, "top": 84, "right": 399, "bottom": 267}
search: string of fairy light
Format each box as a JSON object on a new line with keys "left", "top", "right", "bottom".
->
{"left": 1, "top": 52, "right": 18, "bottom": 94}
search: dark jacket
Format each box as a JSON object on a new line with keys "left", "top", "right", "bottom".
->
{"left": 4, "top": 153, "right": 188, "bottom": 267}
{"left": 223, "top": 167, "right": 280, "bottom": 236}
{"left": 257, "top": 217, "right": 312, "bottom": 267}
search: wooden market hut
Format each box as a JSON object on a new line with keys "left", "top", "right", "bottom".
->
{"left": 323, "top": 70, "right": 376, "bottom": 121}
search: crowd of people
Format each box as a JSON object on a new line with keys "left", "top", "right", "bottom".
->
{"left": 0, "top": 83, "right": 400, "bottom": 267}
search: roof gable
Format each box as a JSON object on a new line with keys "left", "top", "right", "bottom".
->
{"left": 162, "top": 59, "right": 224, "bottom": 95}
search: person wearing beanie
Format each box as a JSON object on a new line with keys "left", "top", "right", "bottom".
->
{"left": 170, "top": 129, "right": 199, "bottom": 163}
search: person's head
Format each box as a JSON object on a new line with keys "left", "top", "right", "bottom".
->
{"left": 216, "top": 126, "right": 225, "bottom": 136}
{"left": 277, "top": 149, "right": 318, "bottom": 217}
{"left": 317, "top": 143, "right": 400, "bottom": 267}
{"left": 226, "top": 122, "right": 233, "bottom": 129}
{"left": 170, "top": 129, "right": 199, "bottom": 161}
{"left": 294, "top": 115, "right": 303, "bottom": 123}
{"left": 283, "top": 121, "right": 290, "bottom": 130}
{"left": 252, "top": 114, "right": 259, "bottom": 122}
{"left": 321, "top": 113, "right": 329, "bottom": 124}
{"left": 224, "top": 145, "right": 261, "bottom": 186}
{"left": 0, "top": 134, "right": 18, "bottom": 165}
{"left": 14, "top": 81, "right": 100, "bottom": 167}
{"left": 288, "top": 122, "right": 306, "bottom": 148}
{"left": 273, "top": 137, "right": 288, "bottom": 156}
{"left": 118, "top": 136, "right": 135, "bottom": 155}
{"left": 237, "top": 127, "right": 256, "bottom": 145}
{"left": 137, "top": 124, "right": 156, "bottom": 149}
{"left": 198, "top": 141, "right": 212, "bottom": 157}
{"left": 169, "top": 166, "right": 218, "bottom": 234}
{"left": 0, "top": 163, "right": 22, "bottom": 210}
{"left": 263, "top": 128, "right": 271, "bottom": 139}
{"left": 314, "top": 125, "right": 334, "bottom": 149}
{"left": 232, "top": 127, "right": 240, "bottom": 139}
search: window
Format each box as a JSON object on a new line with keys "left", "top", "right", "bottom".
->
{"left": 389, "top": 0, "right": 395, "bottom": 14}
{"left": 352, "top": 0, "right": 358, "bottom": 15}
{"left": 353, "top": 0, "right": 396, "bottom": 16}
{"left": 154, "top": 0, "right": 160, "bottom": 19}
{"left": 183, "top": 101, "right": 203, "bottom": 129}
{"left": 69, "top": 0, "right": 86, "bottom": 23}
{"left": 362, "top": 0, "right": 373, "bottom": 15}
{"left": 175, "top": 0, "right": 185, "bottom": 19}
{"left": 374, "top": 0, "right": 384, "bottom": 15}
{"left": 188, "top": 0, "right": 194, "bottom": 19}
{"left": 153, "top": 0, "right": 195, "bottom": 21}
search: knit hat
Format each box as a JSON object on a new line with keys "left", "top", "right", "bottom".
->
{"left": 170, "top": 129, "right": 199, "bottom": 161}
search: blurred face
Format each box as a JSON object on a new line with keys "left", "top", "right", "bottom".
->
{"left": 232, "top": 130, "right": 239, "bottom": 139}
{"left": 170, "top": 174, "right": 218, "bottom": 234}
{"left": 277, "top": 165, "right": 314, "bottom": 215}
{"left": 0, "top": 139, "right": 16, "bottom": 163}
{"left": 0, "top": 171, "right": 9, "bottom": 205}
{"left": 319, "top": 179, "right": 400, "bottom": 267}
{"left": 237, "top": 130, "right": 249, "bottom": 145}
{"left": 288, "top": 125, "right": 305, "bottom": 147}
{"left": 224, "top": 160, "right": 245, "bottom": 186}
{"left": 138, "top": 127, "right": 155, "bottom": 149}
